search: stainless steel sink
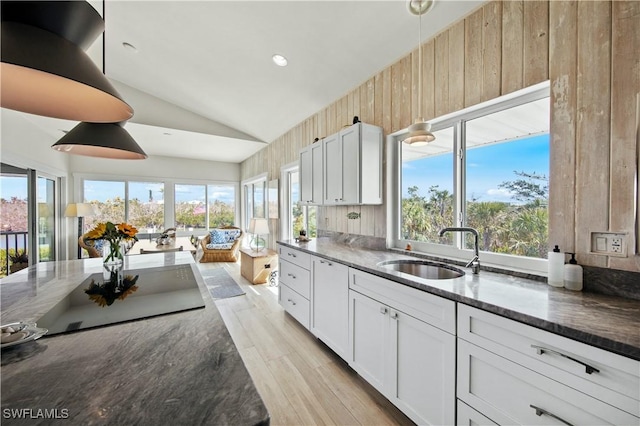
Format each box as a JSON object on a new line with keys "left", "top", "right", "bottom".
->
{"left": 378, "top": 259, "right": 464, "bottom": 280}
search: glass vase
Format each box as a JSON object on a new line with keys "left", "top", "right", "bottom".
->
{"left": 102, "top": 240, "right": 125, "bottom": 266}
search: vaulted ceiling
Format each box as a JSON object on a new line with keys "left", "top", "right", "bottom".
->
{"left": 3, "top": 1, "right": 485, "bottom": 163}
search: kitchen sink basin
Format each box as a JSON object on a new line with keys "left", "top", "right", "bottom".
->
{"left": 378, "top": 259, "right": 464, "bottom": 280}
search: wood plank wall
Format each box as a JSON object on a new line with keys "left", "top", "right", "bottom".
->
{"left": 241, "top": 0, "right": 640, "bottom": 272}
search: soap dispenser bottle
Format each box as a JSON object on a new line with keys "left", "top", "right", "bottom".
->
{"left": 547, "top": 245, "right": 564, "bottom": 287}
{"left": 564, "top": 252, "right": 583, "bottom": 291}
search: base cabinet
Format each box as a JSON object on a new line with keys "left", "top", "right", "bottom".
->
{"left": 278, "top": 245, "right": 311, "bottom": 329}
{"left": 311, "top": 256, "right": 349, "bottom": 359}
{"left": 457, "top": 400, "right": 498, "bottom": 426}
{"left": 349, "top": 270, "right": 456, "bottom": 426}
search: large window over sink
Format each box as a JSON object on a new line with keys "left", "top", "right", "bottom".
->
{"left": 393, "top": 82, "right": 550, "bottom": 274}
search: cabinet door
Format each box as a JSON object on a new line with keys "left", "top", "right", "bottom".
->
{"left": 299, "top": 146, "right": 312, "bottom": 204}
{"left": 390, "top": 309, "right": 456, "bottom": 426}
{"left": 349, "top": 290, "right": 389, "bottom": 393}
{"left": 311, "top": 257, "right": 349, "bottom": 359}
{"left": 323, "top": 133, "right": 342, "bottom": 204}
{"left": 310, "top": 142, "right": 324, "bottom": 204}
{"left": 340, "top": 124, "right": 360, "bottom": 204}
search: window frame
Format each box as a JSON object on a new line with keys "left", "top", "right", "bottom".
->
{"left": 78, "top": 173, "right": 239, "bottom": 237}
{"left": 388, "top": 81, "right": 550, "bottom": 275}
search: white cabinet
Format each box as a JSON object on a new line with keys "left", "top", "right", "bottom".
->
{"left": 457, "top": 304, "right": 640, "bottom": 425}
{"left": 311, "top": 256, "right": 349, "bottom": 359}
{"left": 299, "top": 142, "right": 323, "bottom": 205}
{"left": 278, "top": 245, "right": 311, "bottom": 329}
{"left": 349, "top": 269, "right": 456, "bottom": 426}
{"left": 324, "top": 122, "right": 382, "bottom": 205}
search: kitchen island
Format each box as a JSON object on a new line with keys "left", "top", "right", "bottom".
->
{"left": 0, "top": 252, "right": 269, "bottom": 425}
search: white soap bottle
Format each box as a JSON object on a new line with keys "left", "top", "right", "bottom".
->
{"left": 547, "top": 245, "right": 564, "bottom": 287}
{"left": 564, "top": 252, "right": 583, "bottom": 291}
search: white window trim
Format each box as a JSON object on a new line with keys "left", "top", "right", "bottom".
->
{"left": 280, "top": 161, "right": 298, "bottom": 242}
{"left": 241, "top": 172, "right": 268, "bottom": 232}
{"left": 76, "top": 173, "right": 240, "bottom": 234}
{"left": 388, "top": 81, "right": 550, "bottom": 276}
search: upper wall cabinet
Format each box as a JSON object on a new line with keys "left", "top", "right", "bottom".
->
{"left": 299, "top": 141, "right": 324, "bottom": 205}
{"left": 299, "top": 122, "right": 383, "bottom": 206}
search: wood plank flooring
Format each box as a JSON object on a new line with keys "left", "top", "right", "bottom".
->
{"left": 198, "top": 262, "right": 414, "bottom": 426}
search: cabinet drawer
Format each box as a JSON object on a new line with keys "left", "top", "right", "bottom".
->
{"left": 457, "top": 339, "right": 639, "bottom": 425}
{"left": 458, "top": 304, "right": 640, "bottom": 416}
{"left": 457, "top": 400, "right": 498, "bottom": 426}
{"left": 279, "top": 260, "right": 310, "bottom": 299}
{"left": 279, "top": 284, "right": 310, "bottom": 330}
{"left": 278, "top": 246, "right": 310, "bottom": 269}
{"left": 349, "top": 268, "right": 455, "bottom": 334}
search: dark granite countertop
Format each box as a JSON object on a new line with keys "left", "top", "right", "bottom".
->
{"left": 0, "top": 253, "right": 269, "bottom": 425}
{"left": 278, "top": 238, "right": 640, "bottom": 361}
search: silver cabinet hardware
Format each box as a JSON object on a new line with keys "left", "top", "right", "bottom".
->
{"left": 287, "top": 273, "right": 296, "bottom": 279}
{"left": 530, "top": 405, "right": 573, "bottom": 426}
{"left": 531, "top": 345, "right": 600, "bottom": 374}
{"left": 380, "top": 306, "right": 388, "bottom": 314}
{"left": 390, "top": 311, "right": 398, "bottom": 320}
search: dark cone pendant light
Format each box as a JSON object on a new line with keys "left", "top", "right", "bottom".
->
{"left": 1, "top": 1, "right": 133, "bottom": 122}
{"left": 52, "top": 122, "right": 147, "bottom": 160}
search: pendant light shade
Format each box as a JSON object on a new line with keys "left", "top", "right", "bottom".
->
{"left": 52, "top": 122, "right": 147, "bottom": 160}
{"left": 1, "top": 1, "right": 133, "bottom": 122}
{"left": 403, "top": 0, "right": 436, "bottom": 146}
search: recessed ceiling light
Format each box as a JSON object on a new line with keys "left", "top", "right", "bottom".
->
{"left": 272, "top": 54, "right": 288, "bottom": 67}
{"left": 122, "top": 42, "right": 138, "bottom": 53}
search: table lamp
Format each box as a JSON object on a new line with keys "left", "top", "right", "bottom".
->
{"left": 248, "top": 218, "right": 269, "bottom": 252}
{"left": 65, "top": 202, "right": 96, "bottom": 258}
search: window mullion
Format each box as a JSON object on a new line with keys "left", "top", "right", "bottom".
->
{"left": 454, "top": 120, "right": 466, "bottom": 249}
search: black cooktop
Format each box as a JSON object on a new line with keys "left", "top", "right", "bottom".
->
{"left": 37, "top": 264, "right": 205, "bottom": 336}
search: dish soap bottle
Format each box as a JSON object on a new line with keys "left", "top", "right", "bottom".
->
{"left": 564, "top": 252, "right": 583, "bottom": 291}
{"left": 548, "top": 245, "right": 564, "bottom": 287}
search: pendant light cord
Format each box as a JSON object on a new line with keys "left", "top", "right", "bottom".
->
{"left": 102, "top": 0, "right": 106, "bottom": 75}
{"left": 417, "top": 4, "right": 422, "bottom": 121}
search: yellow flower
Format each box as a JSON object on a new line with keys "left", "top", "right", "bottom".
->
{"left": 118, "top": 223, "right": 138, "bottom": 238}
{"left": 86, "top": 223, "right": 107, "bottom": 239}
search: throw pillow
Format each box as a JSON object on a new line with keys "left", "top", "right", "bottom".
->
{"left": 206, "top": 242, "right": 234, "bottom": 250}
{"left": 210, "top": 229, "right": 227, "bottom": 244}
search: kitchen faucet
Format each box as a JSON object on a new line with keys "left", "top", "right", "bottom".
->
{"left": 438, "top": 227, "right": 480, "bottom": 274}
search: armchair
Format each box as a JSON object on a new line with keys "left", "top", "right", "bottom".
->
{"left": 200, "top": 226, "right": 243, "bottom": 263}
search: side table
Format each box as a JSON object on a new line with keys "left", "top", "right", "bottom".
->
{"left": 240, "top": 248, "right": 278, "bottom": 284}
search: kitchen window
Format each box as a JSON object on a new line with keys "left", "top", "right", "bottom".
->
{"left": 391, "top": 82, "right": 550, "bottom": 274}
{"left": 281, "top": 163, "right": 317, "bottom": 241}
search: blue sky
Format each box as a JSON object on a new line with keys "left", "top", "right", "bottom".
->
{"left": 402, "top": 134, "right": 549, "bottom": 203}
{"left": 1, "top": 179, "right": 235, "bottom": 205}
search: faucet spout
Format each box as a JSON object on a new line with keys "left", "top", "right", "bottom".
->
{"left": 438, "top": 227, "right": 480, "bottom": 274}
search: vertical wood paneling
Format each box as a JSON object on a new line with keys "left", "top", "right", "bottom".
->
{"left": 523, "top": 1, "right": 549, "bottom": 86}
{"left": 347, "top": 206, "right": 361, "bottom": 235}
{"left": 359, "top": 78, "right": 375, "bottom": 124}
{"left": 482, "top": 1, "right": 502, "bottom": 101}
{"left": 501, "top": 0, "right": 524, "bottom": 95}
{"left": 236, "top": 0, "right": 640, "bottom": 273}
{"left": 434, "top": 31, "right": 450, "bottom": 116}
{"left": 464, "top": 9, "right": 483, "bottom": 107}
{"left": 609, "top": 0, "right": 640, "bottom": 270}
{"left": 575, "top": 0, "right": 611, "bottom": 267}
{"left": 422, "top": 40, "right": 436, "bottom": 120}
{"left": 391, "top": 56, "right": 412, "bottom": 132}
{"left": 448, "top": 21, "right": 465, "bottom": 111}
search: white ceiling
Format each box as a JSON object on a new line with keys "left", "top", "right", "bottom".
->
{"left": 3, "top": 0, "right": 486, "bottom": 163}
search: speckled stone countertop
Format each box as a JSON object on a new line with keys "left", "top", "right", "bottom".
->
{"left": 0, "top": 253, "right": 269, "bottom": 425}
{"left": 279, "top": 239, "right": 640, "bottom": 361}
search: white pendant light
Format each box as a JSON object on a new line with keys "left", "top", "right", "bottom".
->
{"left": 403, "top": 0, "right": 436, "bottom": 147}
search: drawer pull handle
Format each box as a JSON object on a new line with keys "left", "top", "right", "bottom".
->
{"left": 319, "top": 260, "right": 333, "bottom": 266}
{"left": 287, "top": 273, "right": 296, "bottom": 279}
{"left": 530, "top": 405, "right": 574, "bottom": 426}
{"left": 390, "top": 311, "right": 398, "bottom": 320}
{"left": 380, "top": 306, "right": 388, "bottom": 314}
{"left": 531, "top": 345, "right": 600, "bottom": 374}
{"left": 288, "top": 253, "right": 297, "bottom": 258}
{"left": 287, "top": 298, "right": 297, "bottom": 306}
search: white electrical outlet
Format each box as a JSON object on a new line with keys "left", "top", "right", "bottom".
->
{"left": 590, "top": 232, "right": 628, "bottom": 257}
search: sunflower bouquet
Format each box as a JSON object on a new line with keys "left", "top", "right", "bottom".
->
{"left": 85, "top": 222, "right": 138, "bottom": 264}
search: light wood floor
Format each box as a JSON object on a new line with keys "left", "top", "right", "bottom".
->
{"left": 198, "top": 261, "right": 415, "bottom": 426}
